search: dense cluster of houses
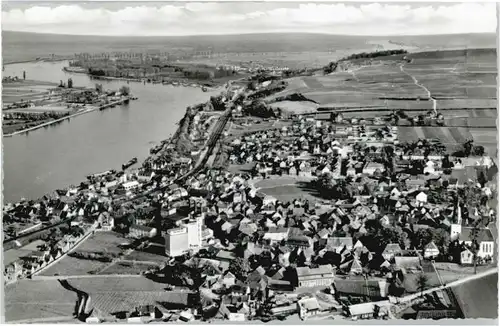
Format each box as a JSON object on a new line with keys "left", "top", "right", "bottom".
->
{"left": 157, "top": 114, "right": 497, "bottom": 321}
{"left": 2, "top": 147, "right": 196, "bottom": 283}
{"left": 163, "top": 150, "right": 495, "bottom": 321}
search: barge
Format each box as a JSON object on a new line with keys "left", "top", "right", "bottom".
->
{"left": 150, "top": 144, "right": 164, "bottom": 155}
{"left": 122, "top": 157, "right": 138, "bottom": 170}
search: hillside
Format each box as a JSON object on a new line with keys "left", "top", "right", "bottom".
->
{"left": 2, "top": 31, "right": 497, "bottom": 64}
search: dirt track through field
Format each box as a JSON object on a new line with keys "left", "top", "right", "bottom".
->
{"left": 400, "top": 63, "right": 437, "bottom": 114}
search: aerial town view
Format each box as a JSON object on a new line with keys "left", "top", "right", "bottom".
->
{"left": 2, "top": 1, "right": 498, "bottom": 324}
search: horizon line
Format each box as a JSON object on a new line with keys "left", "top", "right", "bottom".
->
{"left": 3, "top": 30, "right": 497, "bottom": 38}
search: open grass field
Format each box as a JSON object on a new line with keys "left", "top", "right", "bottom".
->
{"left": 98, "top": 260, "right": 159, "bottom": 275}
{"left": 123, "top": 248, "right": 168, "bottom": 264}
{"left": 228, "top": 119, "right": 292, "bottom": 137}
{"left": 73, "top": 231, "right": 128, "bottom": 255}
{"left": 254, "top": 176, "right": 319, "bottom": 203}
{"left": 269, "top": 100, "right": 319, "bottom": 114}
{"left": 5, "top": 279, "right": 78, "bottom": 322}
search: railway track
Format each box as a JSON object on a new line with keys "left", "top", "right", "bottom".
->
{"left": 4, "top": 104, "right": 232, "bottom": 245}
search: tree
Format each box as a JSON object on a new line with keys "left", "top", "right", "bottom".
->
{"left": 119, "top": 86, "right": 130, "bottom": 96}
{"left": 415, "top": 273, "right": 429, "bottom": 297}
{"left": 473, "top": 145, "right": 485, "bottom": 156}
{"left": 228, "top": 257, "right": 250, "bottom": 281}
{"left": 67, "top": 78, "right": 73, "bottom": 88}
{"left": 470, "top": 222, "right": 480, "bottom": 274}
{"left": 23, "top": 70, "right": 26, "bottom": 80}
{"left": 463, "top": 139, "right": 474, "bottom": 157}
{"left": 95, "top": 84, "right": 103, "bottom": 93}
{"left": 415, "top": 228, "right": 433, "bottom": 250}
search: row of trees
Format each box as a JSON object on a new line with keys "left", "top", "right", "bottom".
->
{"left": 3, "top": 111, "right": 70, "bottom": 122}
{"left": 323, "top": 49, "right": 408, "bottom": 75}
{"left": 341, "top": 49, "right": 409, "bottom": 61}
{"left": 274, "top": 92, "right": 317, "bottom": 104}
{"left": 244, "top": 100, "right": 277, "bottom": 118}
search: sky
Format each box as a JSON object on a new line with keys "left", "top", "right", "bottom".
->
{"left": 1, "top": 1, "right": 497, "bottom": 36}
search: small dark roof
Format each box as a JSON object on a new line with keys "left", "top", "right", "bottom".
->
{"left": 335, "top": 279, "right": 382, "bottom": 297}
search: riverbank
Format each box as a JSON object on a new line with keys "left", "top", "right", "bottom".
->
{"left": 90, "top": 74, "right": 219, "bottom": 90}
{"left": 4, "top": 97, "right": 134, "bottom": 137}
{"left": 5, "top": 58, "right": 70, "bottom": 66}
{"left": 62, "top": 66, "right": 225, "bottom": 91}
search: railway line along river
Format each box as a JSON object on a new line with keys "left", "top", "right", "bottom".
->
{"left": 3, "top": 61, "right": 220, "bottom": 203}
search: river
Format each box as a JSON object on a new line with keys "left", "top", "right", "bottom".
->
{"left": 3, "top": 61, "right": 220, "bottom": 203}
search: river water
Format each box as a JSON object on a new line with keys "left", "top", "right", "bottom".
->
{"left": 3, "top": 61, "right": 219, "bottom": 203}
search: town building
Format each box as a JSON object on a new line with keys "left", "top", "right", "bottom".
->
{"left": 458, "top": 227, "right": 495, "bottom": 258}
{"left": 165, "top": 227, "right": 189, "bottom": 257}
{"left": 298, "top": 297, "right": 321, "bottom": 320}
{"left": 129, "top": 224, "right": 157, "bottom": 239}
{"left": 296, "top": 265, "right": 335, "bottom": 288}
{"left": 423, "top": 241, "right": 440, "bottom": 258}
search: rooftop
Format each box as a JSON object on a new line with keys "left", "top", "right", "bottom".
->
{"left": 298, "top": 297, "right": 321, "bottom": 311}
{"left": 459, "top": 227, "right": 494, "bottom": 242}
{"left": 296, "top": 265, "right": 334, "bottom": 279}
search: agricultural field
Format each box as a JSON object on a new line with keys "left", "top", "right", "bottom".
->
{"left": 69, "top": 276, "right": 168, "bottom": 292}
{"left": 89, "top": 289, "right": 192, "bottom": 316}
{"left": 272, "top": 48, "right": 496, "bottom": 122}
{"left": 5, "top": 279, "right": 78, "bottom": 322}
{"left": 2, "top": 80, "right": 59, "bottom": 105}
{"left": 398, "top": 126, "right": 497, "bottom": 157}
{"left": 38, "top": 255, "right": 111, "bottom": 276}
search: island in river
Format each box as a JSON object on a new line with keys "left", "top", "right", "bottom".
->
{"left": 68, "top": 54, "right": 248, "bottom": 87}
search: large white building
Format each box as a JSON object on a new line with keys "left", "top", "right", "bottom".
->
{"left": 165, "top": 213, "right": 204, "bottom": 257}
{"left": 165, "top": 227, "right": 189, "bottom": 257}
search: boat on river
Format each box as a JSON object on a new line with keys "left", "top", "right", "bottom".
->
{"left": 122, "top": 157, "right": 138, "bottom": 170}
{"left": 150, "top": 144, "right": 163, "bottom": 154}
